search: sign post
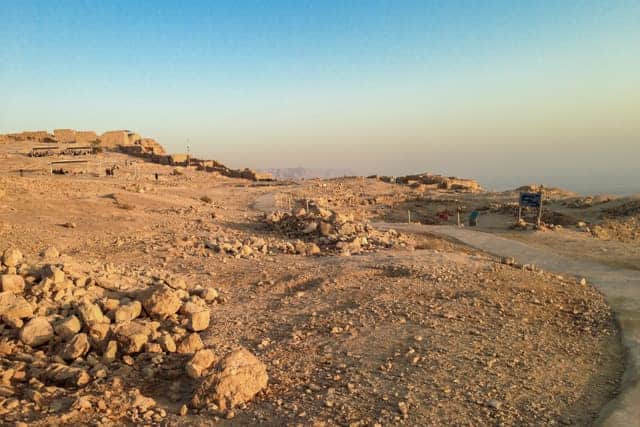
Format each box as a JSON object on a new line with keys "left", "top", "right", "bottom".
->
{"left": 518, "top": 192, "right": 543, "bottom": 226}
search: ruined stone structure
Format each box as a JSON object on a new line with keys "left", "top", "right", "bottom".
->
{"left": 1, "top": 128, "right": 273, "bottom": 182}
{"left": 382, "top": 172, "right": 482, "bottom": 192}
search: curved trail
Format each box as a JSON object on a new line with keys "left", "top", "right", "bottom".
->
{"left": 253, "top": 193, "right": 638, "bottom": 425}
{"left": 376, "top": 223, "right": 640, "bottom": 427}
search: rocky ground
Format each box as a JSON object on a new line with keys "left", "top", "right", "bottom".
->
{"left": 0, "top": 144, "right": 627, "bottom": 425}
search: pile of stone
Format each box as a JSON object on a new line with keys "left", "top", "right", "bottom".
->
{"left": 205, "top": 234, "right": 322, "bottom": 258}
{"left": 264, "top": 200, "right": 413, "bottom": 256}
{"left": 0, "top": 248, "right": 267, "bottom": 423}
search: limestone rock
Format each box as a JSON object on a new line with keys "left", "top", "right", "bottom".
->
{"left": 200, "top": 288, "right": 218, "bottom": 303}
{"left": 177, "top": 333, "right": 204, "bottom": 354}
{"left": 41, "top": 363, "right": 90, "bottom": 387}
{"left": 141, "top": 286, "right": 182, "bottom": 319}
{"left": 158, "top": 334, "right": 176, "bottom": 353}
{"left": 190, "top": 348, "right": 268, "bottom": 410}
{"left": 40, "top": 246, "right": 60, "bottom": 259}
{"left": 19, "top": 317, "right": 54, "bottom": 347}
{"left": 113, "top": 320, "right": 159, "bottom": 354}
{"left": 62, "top": 333, "right": 91, "bottom": 360}
{"left": 0, "top": 274, "right": 25, "bottom": 293}
{"left": 181, "top": 300, "right": 210, "bottom": 332}
{"left": 188, "top": 310, "right": 210, "bottom": 332}
{"left": 103, "top": 340, "right": 118, "bottom": 363}
{"left": 2, "top": 248, "right": 22, "bottom": 267}
{"left": 88, "top": 323, "right": 110, "bottom": 344}
{"left": 40, "top": 265, "right": 65, "bottom": 284}
{"left": 76, "top": 301, "right": 109, "bottom": 327}
{"left": 185, "top": 349, "right": 216, "bottom": 379}
{"left": 115, "top": 300, "right": 142, "bottom": 323}
{"left": 55, "top": 315, "right": 82, "bottom": 340}
{"left": 0, "top": 292, "right": 33, "bottom": 327}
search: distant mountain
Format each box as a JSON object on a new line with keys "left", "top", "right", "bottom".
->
{"left": 259, "top": 167, "right": 356, "bottom": 180}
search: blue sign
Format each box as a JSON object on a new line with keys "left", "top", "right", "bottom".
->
{"left": 519, "top": 192, "right": 542, "bottom": 208}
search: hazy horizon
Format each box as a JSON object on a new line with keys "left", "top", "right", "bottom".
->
{"left": 2, "top": 1, "right": 639, "bottom": 194}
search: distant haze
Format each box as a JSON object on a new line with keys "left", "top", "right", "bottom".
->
{"left": 2, "top": 1, "right": 639, "bottom": 195}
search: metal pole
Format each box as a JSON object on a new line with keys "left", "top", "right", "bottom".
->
{"left": 518, "top": 206, "right": 522, "bottom": 223}
{"left": 537, "top": 192, "right": 543, "bottom": 226}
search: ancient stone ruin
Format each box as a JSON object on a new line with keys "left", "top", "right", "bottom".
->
{"left": 375, "top": 172, "right": 482, "bottom": 192}
{"left": 1, "top": 129, "right": 273, "bottom": 182}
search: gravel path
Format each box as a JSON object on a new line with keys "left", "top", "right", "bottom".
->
{"left": 376, "top": 223, "right": 640, "bottom": 427}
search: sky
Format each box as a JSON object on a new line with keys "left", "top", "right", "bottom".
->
{"left": 1, "top": 1, "right": 639, "bottom": 193}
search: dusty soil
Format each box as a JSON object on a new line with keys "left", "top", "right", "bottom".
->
{"left": 0, "top": 142, "right": 625, "bottom": 425}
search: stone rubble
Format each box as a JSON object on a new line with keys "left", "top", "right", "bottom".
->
{"left": 0, "top": 248, "right": 267, "bottom": 423}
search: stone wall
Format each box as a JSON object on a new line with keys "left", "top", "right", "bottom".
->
{"left": 99, "top": 131, "right": 129, "bottom": 147}
{"left": 53, "top": 129, "right": 76, "bottom": 143}
{"left": 76, "top": 131, "right": 98, "bottom": 144}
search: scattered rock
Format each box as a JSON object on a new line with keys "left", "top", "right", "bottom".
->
{"left": 141, "top": 286, "right": 182, "bottom": 319}
{"left": 115, "top": 300, "right": 142, "bottom": 323}
{"left": 41, "top": 364, "right": 90, "bottom": 387}
{"left": 0, "top": 274, "right": 26, "bottom": 293}
{"left": 62, "top": 333, "right": 91, "bottom": 360}
{"left": 2, "top": 248, "right": 23, "bottom": 267}
{"left": 158, "top": 333, "right": 177, "bottom": 353}
{"left": 190, "top": 348, "right": 268, "bottom": 411}
{"left": 76, "top": 301, "right": 109, "bottom": 327}
{"left": 200, "top": 288, "right": 218, "bottom": 302}
{"left": 186, "top": 348, "right": 216, "bottom": 379}
{"left": 19, "top": 317, "right": 54, "bottom": 347}
{"left": 177, "top": 333, "right": 204, "bottom": 354}
{"left": 103, "top": 340, "right": 118, "bottom": 363}
{"left": 55, "top": 315, "right": 82, "bottom": 340}
{"left": 40, "top": 246, "right": 60, "bottom": 258}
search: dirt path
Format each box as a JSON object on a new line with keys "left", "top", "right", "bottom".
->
{"left": 376, "top": 223, "right": 640, "bottom": 427}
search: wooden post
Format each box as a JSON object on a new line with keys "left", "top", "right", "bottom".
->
{"left": 408, "top": 210, "right": 411, "bottom": 224}
{"left": 457, "top": 210, "right": 461, "bottom": 227}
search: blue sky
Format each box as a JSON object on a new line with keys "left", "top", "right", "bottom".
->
{"left": 2, "top": 1, "right": 639, "bottom": 192}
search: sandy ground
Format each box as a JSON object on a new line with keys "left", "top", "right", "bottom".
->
{"left": 0, "top": 143, "right": 628, "bottom": 425}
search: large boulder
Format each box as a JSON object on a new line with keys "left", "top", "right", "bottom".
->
{"left": 140, "top": 286, "right": 182, "bottom": 319}
{"left": 190, "top": 348, "right": 268, "bottom": 411}
{"left": 19, "top": 317, "right": 54, "bottom": 347}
